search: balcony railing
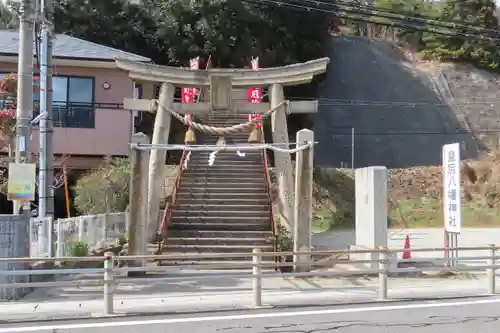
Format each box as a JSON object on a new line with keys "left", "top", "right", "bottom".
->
{"left": 50, "top": 103, "right": 95, "bottom": 128}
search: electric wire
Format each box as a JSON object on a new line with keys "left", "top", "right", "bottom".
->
{"left": 242, "top": 0, "right": 500, "bottom": 41}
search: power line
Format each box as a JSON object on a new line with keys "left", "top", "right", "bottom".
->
{"left": 298, "top": 0, "right": 500, "bottom": 35}
{"left": 242, "top": 0, "right": 500, "bottom": 41}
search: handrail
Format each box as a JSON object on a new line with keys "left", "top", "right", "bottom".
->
{"left": 261, "top": 126, "right": 279, "bottom": 267}
{"left": 157, "top": 148, "right": 187, "bottom": 254}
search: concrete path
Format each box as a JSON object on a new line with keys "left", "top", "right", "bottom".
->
{"left": 0, "top": 273, "right": 496, "bottom": 323}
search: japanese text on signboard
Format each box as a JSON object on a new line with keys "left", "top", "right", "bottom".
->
{"left": 443, "top": 143, "right": 461, "bottom": 233}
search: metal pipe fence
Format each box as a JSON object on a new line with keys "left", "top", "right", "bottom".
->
{"left": 0, "top": 245, "right": 498, "bottom": 315}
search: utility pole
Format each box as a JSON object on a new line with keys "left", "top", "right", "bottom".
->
{"left": 38, "top": 0, "right": 54, "bottom": 224}
{"left": 14, "top": 0, "right": 35, "bottom": 215}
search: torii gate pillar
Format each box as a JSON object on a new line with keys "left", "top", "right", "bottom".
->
{"left": 147, "top": 83, "right": 174, "bottom": 240}
{"left": 270, "top": 84, "right": 294, "bottom": 230}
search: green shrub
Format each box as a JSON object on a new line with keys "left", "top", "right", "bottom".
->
{"left": 70, "top": 241, "right": 89, "bottom": 257}
{"left": 276, "top": 223, "right": 293, "bottom": 252}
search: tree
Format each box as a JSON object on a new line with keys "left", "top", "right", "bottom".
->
{"left": 0, "top": 0, "right": 17, "bottom": 29}
{"left": 0, "top": 74, "right": 18, "bottom": 158}
{"left": 436, "top": 0, "right": 500, "bottom": 68}
{"left": 52, "top": 0, "right": 330, "bottom": 68}
{"left": 73, "top": 158, "right": 131, "bottom": 214}
{"left": 374, "top": 0, "right": 434, "bottom": 48}
{"left": 53, "top": 0, "right": 160, "bottom": 63}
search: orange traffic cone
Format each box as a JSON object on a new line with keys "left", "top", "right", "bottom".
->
{"left": 402, "top": 235, "right": 411, "bottom": 260}
{"left": 400, "top": 235, "right": 416, "bottom": 267}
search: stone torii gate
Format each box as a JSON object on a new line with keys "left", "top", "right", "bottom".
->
{"left": 116, "top": 58, "right": 330, "bottom": 239}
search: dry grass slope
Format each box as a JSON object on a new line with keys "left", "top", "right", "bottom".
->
{"left": 271, "top": 150, "right": 500, "bottom": 231}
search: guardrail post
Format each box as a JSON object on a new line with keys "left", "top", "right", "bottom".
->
{"left": 378, "top": 247, "right": 388, "bottom": 300}
{"left": 103, "top": 251, "right": 115, "bottom": 315}
{"left": 252, "top": 248, "right": 262, "bottom": 307}
{"left": 488, "top": 244, "right": 496, "bottom": 295}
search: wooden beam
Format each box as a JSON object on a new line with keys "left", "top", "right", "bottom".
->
{"left": 123, "top": 98, "right": 318, "bottom": 114}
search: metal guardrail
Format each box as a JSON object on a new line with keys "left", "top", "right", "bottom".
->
{"left": 1, "top": 245, "right": 499, "bottom": 316}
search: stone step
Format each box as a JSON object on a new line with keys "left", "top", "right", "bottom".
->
{"left": 182, "top": 175, "right": 266, "bottom": 183}
{"left": 167, "top": 229, "right": 273, "bottom": 239}
{"left": 170, "top": 215, "right": 269, "bottom": 223}
{"left": 196, "top": 151, "right": 261, "bottom": 156}
{"left": 177, "top": 187, "right": 265, "bottom": 194}
{"left": 180, "top": 182, "right": 266, "bottom": 189}
{"left": 166, "top": 237, "right": 273, "bottom": 246}
{"left": 187, "top": 157, "right": 262, "bottom": 164}
{"left": 184, "top": 168, "right": 264, "bottom": 174}
{"left": 157, "top": 259, "right": 278, "bottom": 267}
{"left": 171, "top": 209, "right": 269, "bottom": 218}
{"left": 163, "top": 244, "right": 273, "bottom": 254}
{"left": 204, "top": 119, "right": 250, "bottom": 122}
{"left": 175, "top": 197, "right": 270, "bottom": 205}
{"left": 184, "top": 169, "right": 263, "bottom": 175}
{"left": 197, "top": 163, "right": 262, "bottom": 169}
{"left": 187, "top": 162, "right": 262, "bottom": 168}
{"left": 168, "top": 222, "right": 270, "bottom": 231}
{"left": 176, "top": 192, "right": 269, "bottom": 200}
{"left": 199, "top": 136, "right": 251, "bottom": 140}
{"left": 203, "top": 123, "right": 248, "bottom": 127}
{"left": 202, "top": 135, "right": 253, "bottom": 139}
{"left": 186, "top": 153, "right": 260, "bottom": 159}
{"left": 173, "top": 203, "right": 270, "bottom": 211}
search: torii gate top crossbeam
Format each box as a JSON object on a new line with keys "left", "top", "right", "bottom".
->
{"left": 115, "top": 57, "right": 330, "bottom": 88}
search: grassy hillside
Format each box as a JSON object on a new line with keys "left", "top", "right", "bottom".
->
{"left": 272, "top": 150, "right": 500, "bottom": 231}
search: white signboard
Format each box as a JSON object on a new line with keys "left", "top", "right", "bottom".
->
{"left": 443, "top": 143, "right": 461, "bottom": 234}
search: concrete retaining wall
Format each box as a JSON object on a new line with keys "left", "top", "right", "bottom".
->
{"left": 0, "top": 215, "right": 31, "bottom": 300}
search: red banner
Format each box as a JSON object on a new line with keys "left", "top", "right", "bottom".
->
{"left": 248, "top": 58, "right": 262, "bottom": 104}
{"left": 248, "top": 113, "right": 262, "bottom": 129}
{"left": 248, "top": 58, "right": 262, "bottom": 129}
{"left": 181, "top": 57, "right": 200, "bottom": 104}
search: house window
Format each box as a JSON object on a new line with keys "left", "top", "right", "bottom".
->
{"left": 0, "top": 73, "right": 95, "bottom": 128}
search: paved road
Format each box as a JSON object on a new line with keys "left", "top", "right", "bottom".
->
{"left": 3, "top": 296, "right": 500, "bottom": 333}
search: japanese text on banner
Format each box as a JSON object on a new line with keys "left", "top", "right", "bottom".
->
{"left": 248, "top": 57, "right": 262, "bottom": 104}
{"left": 248, "top": 57, "right": 262, "bottom": 129}
{"left": 181, "top": 57, "right": 199, "bottom": 104}
{"left": 443, "top": 143, "right": 461, "bottom": 234}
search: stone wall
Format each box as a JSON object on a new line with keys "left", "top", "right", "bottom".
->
{"left": 0, "top": 215, "right": 31, "bottom": 300}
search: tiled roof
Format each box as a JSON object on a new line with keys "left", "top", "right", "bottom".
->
{"left": 0, "top": 29, "right": 150, "bottom": 62}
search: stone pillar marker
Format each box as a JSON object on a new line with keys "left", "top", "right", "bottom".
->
{"left": 354, "top": 166, "right": 389, "bottom": 269}
{"left": 270, "top": 83, "right": 294, "bottom": 230}
{"left": 147, "top": 82, "right": 174, "bottom": 241}
{"left": 293, "top": 129, "right": 314, "bottom": 272}
{"left": 210, "top": 75, "right": 232, "bottom": 111}
{"left": 128, "top": 132, "right": 150, "bottom": 277}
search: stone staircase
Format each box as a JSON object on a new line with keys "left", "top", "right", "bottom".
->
{"left": 160, "top": 112, "right": 275, "bottom": 268}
